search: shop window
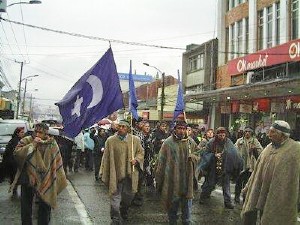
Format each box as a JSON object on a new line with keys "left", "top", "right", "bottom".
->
{"left": 250, "top": 64, "right": 286, "bottom": 83}
{"left": 288, "top": 61, "right": 300, "bottom": 78}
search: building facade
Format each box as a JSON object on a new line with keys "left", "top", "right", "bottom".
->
{"left": 182, "top": 39, "right": 218, "bottom": 125}
{"left": 123, "top": 75, "right": 178, "bottom": 121}
{"left": 186, "top": 0, "right": 300, "bottom": 140}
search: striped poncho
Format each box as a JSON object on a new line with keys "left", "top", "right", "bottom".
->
{"left": 155, "top": 135, "right": 199, "bottom": 210}
{"left": 11, "top": 136, "right": 67, "bottom": 208}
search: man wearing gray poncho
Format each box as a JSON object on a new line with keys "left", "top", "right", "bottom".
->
{"left": 241, "top": 120, "right": 300, "bottom": 225}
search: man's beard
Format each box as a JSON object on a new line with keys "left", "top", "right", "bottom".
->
{"left": 173, "top": 131, "right": 186, "bottom": 140}
{"left": 216, "top": 137, "right": 226, "bottom": 145}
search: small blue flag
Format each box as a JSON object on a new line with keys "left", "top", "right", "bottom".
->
{"left": 173, "top": 69, "right": 185, "bottom": 122}
{"left": 128, "top": 60, "right": 139, "bottom": 120}
{"left": 55, "top": 48, "right": 124, "bottom": 138}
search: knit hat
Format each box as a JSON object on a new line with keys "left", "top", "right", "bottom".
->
{"left": 174, "top": 121, "right": 188, "bottom": 128}
{"left": 48, "top": 128, "right": 59, "bottom": 136}
{"left": 271, "top": 120, "right": 290, "bottom": 134}
{"left": 119, "top": 120, "right": 130, "bottom": 127}
{"left": 34, "top": 123, "right": 49, "bottom": 133}
{"left": 216, "top": 127, "right": 226, "bottom": 134}
{"left": 244, "top": 126, "right": 253, "bottom": 133}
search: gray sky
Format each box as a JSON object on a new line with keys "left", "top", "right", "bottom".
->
{"left": 0, "top": 0, "right": 217, "bottom": 109}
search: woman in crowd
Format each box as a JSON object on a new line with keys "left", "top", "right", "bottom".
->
{"left": 3, "top": 127, "right": 25, "bottom": 197}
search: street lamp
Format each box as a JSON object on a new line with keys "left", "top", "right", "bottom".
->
{"left": 20, "top": 75, "right": 39, "bottom": 118}
{"left": 143, "top": 63, "right": 165, "bottom": 121}
{"left": 0, "top": 0, "right": 41, "bottom": 12}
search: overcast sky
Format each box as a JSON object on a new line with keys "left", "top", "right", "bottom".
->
{"left": 0, "top": 0, "right": 217, "bottom": 109}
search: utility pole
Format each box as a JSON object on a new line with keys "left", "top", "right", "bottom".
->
{"left": 160, "top": 72, "right": 165, "bottom": 121}
{"left": 16, "top": 61, "right": 24, "bottom": 119}
{"left": 22, "top": 78, "right": 28, "bottom": 115}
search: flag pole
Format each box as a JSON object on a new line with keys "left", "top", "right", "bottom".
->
{"left": 130, "top": 112, "right": 135, "bottom": 172}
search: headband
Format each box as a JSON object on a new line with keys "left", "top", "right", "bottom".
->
{"left": 271, "top": 122, "right": 290, "bottom": 134}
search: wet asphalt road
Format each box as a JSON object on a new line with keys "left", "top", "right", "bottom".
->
{"left": 0, "top": 169, "right": 248, "bottom": 225}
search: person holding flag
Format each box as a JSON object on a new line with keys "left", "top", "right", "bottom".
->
{"left": 128, "top": 60, "right": 146, "bottom": 207}
{"left": 100, "top": 120, "right": 144, "bottom": 224}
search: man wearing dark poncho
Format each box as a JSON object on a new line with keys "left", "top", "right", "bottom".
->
{"left": 155, "top": 121, "right": 199, "bottom": 225}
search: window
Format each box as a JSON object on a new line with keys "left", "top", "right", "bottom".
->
{"left": 231, "top": 0, "right": 235, "bottom": 9}
{"left": 266, "top": 5, "right": 273, "bottom": 48}
{"left": 186, "top": 84, "right": 204, "bottom": 94}
{"left": 257, "top": 10, "right": 264, "bottom": 50}
{"left": 230, "top": 24, "right": 235, "bottom": 59}
{"left": 189, "top": 54, "right": 204, "bottom": 72}
{"left": 275, "top": 2, "right": 280, "bottom": 45}
{"left": 237, "top": 20, "right": 243, "bottom": 57}
{"left": 226, "top": 0, "right": 230, "bottom": 11}
{"left": 245, "top": 17, "right": 249, "bottom": 53}
{"left": 291, "top": 0, "right": 299, "bottom": 40}
{"left": 225, "top": 27, "right": 229, "bottom": 62}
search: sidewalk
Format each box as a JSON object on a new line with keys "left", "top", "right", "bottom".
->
{"left": 0, "top": 181, "right": 83, "bottom": 225}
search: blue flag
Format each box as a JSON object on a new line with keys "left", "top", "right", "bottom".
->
{"left": 173, "top": 69, "right": 185, "bottom": 122}
{"left": 55, "top": 48, "right": 124, "bottom": 138}
{"left": 128, "top": 60, "right": 138, "bottom": 120}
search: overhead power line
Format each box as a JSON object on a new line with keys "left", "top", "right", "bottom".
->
{"left": 0, "top": 17, "right": 186, "bottom": 51}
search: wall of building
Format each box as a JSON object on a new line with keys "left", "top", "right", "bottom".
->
{"left": 214, "top": 0, "right": 300, "bottom": 135}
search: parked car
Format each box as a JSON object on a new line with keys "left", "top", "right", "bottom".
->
{"left": 0, "top": 119, "right": 30, "bottom": 163}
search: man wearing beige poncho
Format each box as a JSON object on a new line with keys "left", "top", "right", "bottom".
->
{"left": 241, "top": 120, "right": 300, "bottom": 225}
{"left": 101, "top": 120, "right": 144, "bottom": 225}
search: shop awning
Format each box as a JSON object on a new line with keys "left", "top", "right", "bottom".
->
{"left": 185, "top": 78, "right": 300, "bottom": 103}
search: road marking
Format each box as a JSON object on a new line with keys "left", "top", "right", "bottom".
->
{"left": 66, "top": 180, "right": 94, "bottom": 225}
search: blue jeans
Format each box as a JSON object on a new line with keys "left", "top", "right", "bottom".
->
{"left": 167, "top": 198, "right": 192, "bottom": 225}
{"left": 201, "top": 171, "right": 232, "bottom": 204}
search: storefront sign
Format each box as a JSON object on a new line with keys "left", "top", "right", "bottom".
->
{"left": 253, "top": 98, "right": 270, "bottom": 112}
{"left": 271, "top": 102, "right": 285, "bottom": 113}
{"left": 286, "top": 98, "right": 300, "bottom": 111}
{"left": 228, "top": 38, "right": 300, "bottom": 75}
{"left": 142, "top": 111, "right": 149, "bottom": 120}
{"left": 239, "top": 104, "right": 252, "bottom": 113}
{"left": 231, "top": 101, "right": 240, "bottom": 113}
{"left": 220, "top": 105, "right": 231, "bottom": 114}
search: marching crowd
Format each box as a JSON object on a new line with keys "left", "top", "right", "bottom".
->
{"left": 1, "top": 118, "right": 300, "bottom": 225}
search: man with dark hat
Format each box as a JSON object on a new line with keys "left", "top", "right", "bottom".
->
{"left": 155, "top": 121, "right": 199, "bottom": 225}
{"left": 101, "top": 120, "right": 144, "bottom": 225}
{"left": 152, "top": 121, "right": 170, "bottom": 154}
{"left": 234, "top": 126, "right": 263, "bottom": 203}
{"left": 241, "top": 120, "right": 300, "bottom": 225}
{"left": 198, "top": 127, "right": 242, "bottom": 209}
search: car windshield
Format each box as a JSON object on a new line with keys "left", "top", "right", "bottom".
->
{"left": 0, "top": 124, "right": 26, "bottom": 136}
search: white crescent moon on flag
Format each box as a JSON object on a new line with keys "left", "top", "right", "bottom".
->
{"left": 86, "top": 75, "right": 103, "bottom": 109}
